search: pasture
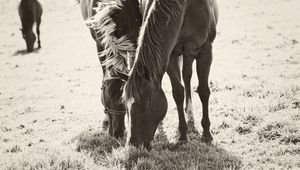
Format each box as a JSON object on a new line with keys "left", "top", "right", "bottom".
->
{"left": 0, "top": 0, "right": 299, "bottom": 169}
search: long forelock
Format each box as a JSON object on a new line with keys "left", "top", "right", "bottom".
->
{"left": 87, "top": 0, "right": 135, "bottom": 72}
{"left": 124, "top": 0, "right": 184, "bottom": 102}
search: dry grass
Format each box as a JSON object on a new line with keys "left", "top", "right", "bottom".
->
{"left": 0, "top": 0, "right": 300, "bottom": 169}
{"left": 2, "top": 146, "right": 101, "bottom": 170}
{"left": 74, "top": 129, "right": 241, "bottom": 170}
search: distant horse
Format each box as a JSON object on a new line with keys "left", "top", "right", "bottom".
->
{"left": 80, "top": 0, "right": 142, "bottom": 138}
{"left": 123, "top": 0, "right": 218, "bottom": 149}
{"left": 18, "top": 0, "right": 43, "bottom": 52}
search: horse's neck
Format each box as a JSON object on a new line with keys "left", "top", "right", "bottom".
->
{"left": 116, "top": 0, "right": 142, "bottom": 38}
{"left": 133, "top": 0, "right": 186, "bottom": 82}
{"left": 139, "top": 0, "right": 154, "bottom": 21}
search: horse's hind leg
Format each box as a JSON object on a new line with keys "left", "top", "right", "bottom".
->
{"left": 196, "top": 41, "right": 213, "bottom": 143}
{"left": 167, "top": 52, "right": 188, "bottom": 142}
{"left": 36, "top": 17, "right": 41, "bottom": 48}
{"left": 182, "top": 56, "right": 195, "bottom": 124}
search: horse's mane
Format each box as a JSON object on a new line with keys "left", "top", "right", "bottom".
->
{"left": 88, "top": 0, "right": 135, "bottom": 72}
{"left": 123, "top": 0, "right": 184, "bottom": 103}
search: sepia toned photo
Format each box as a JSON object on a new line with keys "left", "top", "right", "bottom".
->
{"left": 0, "top": 0, "right": 299, "bottom": 169}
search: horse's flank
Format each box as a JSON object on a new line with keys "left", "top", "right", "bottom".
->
{"left": 123, "top": 0, "right": 185, "bottom": 102}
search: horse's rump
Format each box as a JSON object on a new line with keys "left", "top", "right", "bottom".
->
{"left": 18, "top": 0, "right": 42, "bottom": 29}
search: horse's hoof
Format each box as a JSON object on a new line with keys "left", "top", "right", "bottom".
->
{"left": 177, "top": 137, "right": 188, "bottom": 146}
{"left": 178, "top": 134, "right": 188, "bottom": 143}
{"left": 201, "top": 135, "right": 213, "bottom": 144}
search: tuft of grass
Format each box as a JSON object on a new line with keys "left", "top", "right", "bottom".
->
{"left": 257, "top": 121, "right": 300, "bottom": 144}
{"left": 101, "top": 142, "right": 242, "bottom": 170}
{"left": 279, "top": 134, "right": 300, "bottom": 145}
{"left": 291, "top": 112, "right": 300, "bottom": 121}
{"left": 218, "top": 121, "right": 230, "bottom": 129}
{"left": 242, "top": 115, "right": 261, "bottom": 126}
{"left": 76, "top": 130, "right": 124, "bottom": 157}
{"left": 235, "top": 125, "right": 251, "bottom": 135}
{"left": 2, "top": 147, "right": 102, "bottom": 170}
{"left": 76, "top": 130, "right": 242, "bottom": 170}
{"left": 9, "top": 145, "right": 22, "bottom": 153}
{"left": 268, "top": 102, "right": 288, "bottom": 112}
{"left": 134, "top": 158, "right": 155, "bottom": 170}
{"left": 258, "top": 122, "right": 285, "bottom": 142}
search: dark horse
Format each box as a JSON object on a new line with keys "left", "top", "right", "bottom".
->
{"left": 80, "top": 0, "right": 142, "bottom": 138}
{"left": 18, "top": 0, "right": 43, "bottom": 52}
{"left": 123, "top": 0, "right": 218, "bottom": 149}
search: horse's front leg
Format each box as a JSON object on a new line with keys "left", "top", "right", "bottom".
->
{"left": 196, "top": 41, "right": 213, "bottom": 144}
{"left": 167, "top": 52, "right": 188, "bottom": 142}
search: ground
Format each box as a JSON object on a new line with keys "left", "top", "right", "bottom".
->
{"left": 0, "top": 0, "right": 299, "bottom": 169}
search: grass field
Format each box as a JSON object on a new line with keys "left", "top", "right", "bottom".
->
{"left": 0, "top": 0, "right": 299, "bottom": 169}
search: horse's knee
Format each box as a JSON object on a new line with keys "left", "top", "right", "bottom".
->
{"left": 182, "top": 68, "right": 192, "bottom": 83}
{"left": 197, "top": 85, "right": 210, "bottom": 102}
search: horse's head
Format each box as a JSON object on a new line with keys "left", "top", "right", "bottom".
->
{"left": 124, "top": 75, "right": 168, "bottom": 150}
{"left": 20, "top": 28, "right": 36, "bottom": 52}
{"left": 85, "top": 0, "right": 142, "bottom": 139}
{"left": 101, "top": 66, "right": 129, "bottom": 138}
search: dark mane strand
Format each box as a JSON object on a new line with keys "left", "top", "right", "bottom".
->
{"left": 88, "top": 0, "right": 135, "bottom": 72}
{"left": 123, "top": 0, "right": 184, "bottom": 103}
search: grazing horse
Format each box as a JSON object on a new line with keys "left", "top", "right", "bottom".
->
{"left": 18, "top": 0, "right": 43, "bottom": 52}
{"left": 123, "top": 0, "right": 218, "bottom": 149}
{"left": 80, "top": 0, "right": 142, "bottom": 138}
